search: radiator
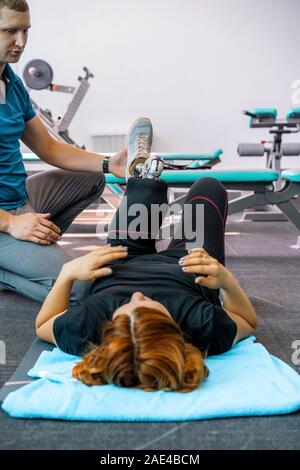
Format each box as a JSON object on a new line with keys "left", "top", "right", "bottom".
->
{"left": 91, "top": 134, "right": 126, "bottom": 153}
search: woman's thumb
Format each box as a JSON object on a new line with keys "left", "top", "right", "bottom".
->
{"left": 195, "top": 276, "right": 210, "bottom": 287}
{"left": 95, "top": 268, "right": 113, "bottom": 277}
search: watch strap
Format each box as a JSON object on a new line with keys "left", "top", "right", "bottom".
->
{"left": 102, "top": 156, "right": 110, "bottom": 174}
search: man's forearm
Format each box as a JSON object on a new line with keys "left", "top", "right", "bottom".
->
{"left": 221, "top": 273, "right": 257, "bottom": 328}
{"left": 0, "top": 209, "right": 13, "bottom": 233}
{"left": 46, "top": 140, "right": 105, "bottom": 173}
{"left": 35, "top": 269, "right": 74, "bottom": 328}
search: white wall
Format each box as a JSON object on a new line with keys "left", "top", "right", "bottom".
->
{"left": 16, "top": 0, "right": 300, "bottom": 168}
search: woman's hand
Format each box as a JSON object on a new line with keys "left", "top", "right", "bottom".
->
{"left": 61, "top": 245, "right": 128, "bottom": 281}
{"left": 179, "top": 247, "right": 232, "bottom": 289}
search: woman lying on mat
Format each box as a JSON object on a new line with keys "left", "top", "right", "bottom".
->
{"left": 35, "top": 170, "right": 257, "bottom": 393}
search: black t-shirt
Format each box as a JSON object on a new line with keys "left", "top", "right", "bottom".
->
{"left": 53, "top": 253, "right": 237, "bottom": 357}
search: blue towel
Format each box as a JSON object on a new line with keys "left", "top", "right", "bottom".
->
{"left": 2, "top": 337, "right": 300, "bottom": 421}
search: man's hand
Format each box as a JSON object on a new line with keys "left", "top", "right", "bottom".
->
{"left": 61, "top": 245, "right": 128, "bottom": 281}
{"left": 7, "top": 213, "right": 61, "bottom": 245}
{"left": 107, "top": 147, "right": 127, "bottom": 178}
{"left": 179, "top": 247, "right": 233, "bottom": 289}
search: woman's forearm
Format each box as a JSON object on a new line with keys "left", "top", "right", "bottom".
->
{"left": 35, "top": 269, "right": 74, "bottom": 328}
{"left": 221, "top": 272, "right": 257, "bottom": 328}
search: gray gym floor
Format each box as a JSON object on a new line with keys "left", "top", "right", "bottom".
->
{"left": 1, "top": 192, "right": 300, "bottom": 450}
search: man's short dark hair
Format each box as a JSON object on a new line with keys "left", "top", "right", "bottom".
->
{"left": 0, "top": 0, "right": 29, "bottom": 14}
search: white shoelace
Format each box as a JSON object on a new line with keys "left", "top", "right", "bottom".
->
{"left": 136, "top": 134, "right": 148, "bottom": 156}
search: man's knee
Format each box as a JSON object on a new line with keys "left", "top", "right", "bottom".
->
{"left": 91, "top": 172, "right": 106, "bottom": 197}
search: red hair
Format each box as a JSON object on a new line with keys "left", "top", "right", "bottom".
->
{"left": 72, "top": 306, "right": 208, "bottom": 392}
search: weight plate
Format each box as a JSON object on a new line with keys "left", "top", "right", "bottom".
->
{"left": 23, "top": 59, "right": 53, "bottom": 90}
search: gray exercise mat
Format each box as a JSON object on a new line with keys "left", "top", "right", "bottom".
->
{"left": 0, "top": 337, "right": 53, "bottom": 402}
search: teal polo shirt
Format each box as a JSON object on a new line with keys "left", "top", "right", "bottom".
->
{"left": 0, "top": 64, "right": 36, "bottom": 211}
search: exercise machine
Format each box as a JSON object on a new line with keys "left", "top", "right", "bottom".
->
{"left": 23, "top": 59, "right": 94, "bottom": 148}
{"left": 238, "top": 108, "right": 300, "bottom": 184}
{"left": 238, "top": 108, "right": 300, "bottom": 221}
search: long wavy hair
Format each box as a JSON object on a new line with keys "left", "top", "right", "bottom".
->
{"left": 72, "top": 306, "right": 209, "bottom": 392}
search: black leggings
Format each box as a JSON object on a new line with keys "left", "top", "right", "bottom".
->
{"left": 107, "top": 176, "right": 228, "bottom": 266}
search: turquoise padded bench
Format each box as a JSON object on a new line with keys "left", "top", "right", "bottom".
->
{"left": 159, "top": 149, "right": 223, "bottom": 160}
{"left": 22, "top": 150, "right": 222, "bottom": 174}
{"left": 281, "top": 168, "right": 300, "bottom": 183}
{"left": 160, "top": 150, "right": 222, "bottom": 168}
{"left": 22, "top": 150, "right": 223, "bottom": 164}
{"left": 105, "top": 168, "right": 278, "bottom": 185}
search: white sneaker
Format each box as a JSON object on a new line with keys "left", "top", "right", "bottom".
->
{"left": 141, "top": 155, "right": 164, "bottom": 180}
{"left": 126, "top": 117, "right": 153, "bottom": 180}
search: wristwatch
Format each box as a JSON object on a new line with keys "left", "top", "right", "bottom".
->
{"left": 102, "top": 156, "right": 110, "bottom": 174}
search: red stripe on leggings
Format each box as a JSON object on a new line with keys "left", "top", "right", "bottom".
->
{"left": 186, "top": 195, "right": 226, "bottom": 227}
